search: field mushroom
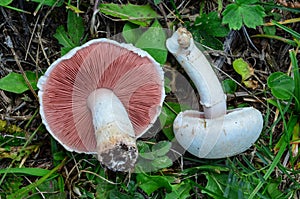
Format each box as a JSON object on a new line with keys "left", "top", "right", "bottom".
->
{"left": 38, "top": 38, "right": 164, "bottom": 171}
{"left": 166, "top": 28, "right": 263, "bottom": 158}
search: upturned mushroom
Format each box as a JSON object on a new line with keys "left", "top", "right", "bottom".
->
{"left": 38, "top": 38, "right": 164, "bottom": 171}
{"left": 166, "top": 28, "right": 263, "bottom": 158}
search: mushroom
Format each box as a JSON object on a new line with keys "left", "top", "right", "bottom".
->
{"left": 166, "top": 28, "right": 263, "bottom": 158}
{"left": 38, "top": 38, "right": 164, "bottom": 171}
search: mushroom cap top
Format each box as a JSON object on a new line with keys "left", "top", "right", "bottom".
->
{"left": 38, "top": 38, "right": 165, "bottom": 153}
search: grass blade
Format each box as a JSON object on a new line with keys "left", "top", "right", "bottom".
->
{"left": 249, "top": 112, "right": 298, "bottom": 199}
{"left": 0, "top": 168, "right": 51, "bottom": 177}
{"left": 251, "top": 34, "right": 297, "bottom": 46}
{"left": 6, "top": 158, "right": 67, "bottom": 199}
{"left": 272, "top": 21, "right": 300, "bottom": 40}
{"left": 289, "top": 49, "right": 300, "bottom": 112}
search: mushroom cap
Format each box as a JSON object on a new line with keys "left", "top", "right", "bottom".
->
{"left": 38, "top": 38, "right": 165, "bottom": 153}
{"left": 173, "top": 107, "right": 263, "bottom": 158}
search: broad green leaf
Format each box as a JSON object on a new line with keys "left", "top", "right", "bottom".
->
{"left": 151, "top": 156, "right": 172, "bottom": 169}
{"left": 187, "top": 12, "right": 229, "bottom": 50}
{"left": 136, "top": 173, "right": 174, "bottom": 195}
{"left": 152, "top": 141, "right": 171, "bottom": 156}
{"left": 53, "top": 25, "right": 75, "bottom": 54}
{"left": 242, "top": 4, "right": 265, "bottom": 29}
{"left": 53, "top": 11, "right": 85, "bottom": 55}
{"left": 233, "top": 58, "right": 254, "bottom": 81}
{"left": 202, "top": 172, "right": 257, "bottom": 198}
{"left": 195, "top": 12, "right": 229, "bottom": 37}
{"left": 222, "top": 79, "right": 237, "bottom": 94}
{"left": 135, "top": 20, "right": 167, "bottom": 64}
{"left": 122, "top": 22, "right": 142, "bottom": 44}
{"left": 159, "top": 102, "right": 181, "bottom": 140}
{"left": 0, "top": 168, "right": 50, "bottom": 176}
{"left": 188, "top": 12, "right": 229, "bottom": 50}
{"left": 188, "top": 26, "right": 224, "bottom": 50}
{"left": 0, "top": 0, "right": 12, "bottom": 6}
{"left": 138, "top": 141, "right": 155, "bottom": 160}
{"left": 267, "top": 72, "right": 295, "bottom": 100}
{"left": 122, "top": 20, "right": 167, "bottom": 63}
{"left": 222, "top": 1, "right": 266, "bottom": 30}
{"left": 0, "top": 71, "right": 38, "bottom": 94}
{"left": 266, "top": 181, "right": 284, "bottom": 198}
{"left": 99, "top": 3, "right": 158, "bottom": 27}
{"left": 165, "top": 181, "right": 192, "bottom": 199}
{"left": 138, "top": 152, "right": 155, "bottom": 160}
{"left": 135, "top": 158, "right": 155, "bottom": 172}
{"left": 138, "top": 141, "right": 171, "bottom": 160}
{"left": 61, "top": 46, "right": 73, "bottom": 56}
{"left": 136, "top": 141, "right": 172, "bottom": 171}
{"left": 137, "top": 141, "right": 151, "bottom": 153}
{"left": 159, "top": 102, "right": 190, "bottom": 140}
{"left": 222, "top": 4, "right": 243, "bottom": 30}
{"left": 67, "top": 11, "right": 85, "bottom": 44}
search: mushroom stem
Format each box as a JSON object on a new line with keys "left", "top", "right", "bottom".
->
{"left": 87, "top": 88, "right": 137, "bottom": 171}
{"left": 166, "top": 28, "right": 226, "bottom": 119}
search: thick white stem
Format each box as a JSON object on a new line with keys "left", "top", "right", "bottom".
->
{"left": 87, "top": 88, "right": 137, "bottom": 171}
{"left": 166, "top": 28, "right": 226, "bottom": 119}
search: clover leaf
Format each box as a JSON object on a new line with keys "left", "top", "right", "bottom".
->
{"left": 267, "top": 72, "right": 295, "bottom": 100}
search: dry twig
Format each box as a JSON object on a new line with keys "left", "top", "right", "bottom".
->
{"left": 3, "top": 29, "right": 39, "bottom": 101}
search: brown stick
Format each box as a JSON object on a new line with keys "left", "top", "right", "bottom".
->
{"left": 3, "top": 29, "right": 39, "bottom": 101}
